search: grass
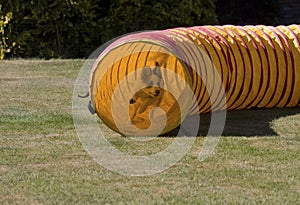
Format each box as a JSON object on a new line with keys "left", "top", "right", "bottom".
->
{"left": 1, "top": 59, "right": 299, "bottom": 204}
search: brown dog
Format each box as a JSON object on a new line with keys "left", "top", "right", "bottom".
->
{"left": 129, "top": 62, "right": 164, "bottom": 124}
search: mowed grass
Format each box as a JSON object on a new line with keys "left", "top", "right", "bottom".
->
{"left": 1, "top": 59, "right": 299, "bottom": 204}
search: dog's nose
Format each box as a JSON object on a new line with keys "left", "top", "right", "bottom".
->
{"left": 155, "top": 90, "right": 160, "bottom": 95}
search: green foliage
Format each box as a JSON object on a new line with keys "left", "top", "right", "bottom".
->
{"left": 0, "top": 0, "right": 217, "bottom": 58}
{"left": 216, "top": 0, "right": 280, "bottom": 25}
{"left": 1, "top": 0, "right": 102, "bottom": 58}
{"left": 0, "top": 0, "right": 284, "bottom": 59}
{"left": 102, "top": 0, "right": 217, "bottom": 42}
{"left": 0, "top": 5, "right": 13, "bottom": 59}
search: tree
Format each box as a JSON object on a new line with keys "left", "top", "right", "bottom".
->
{"left": 101, "top": 0, "right": 217, "bottom": 42}
{"left": 0, "top": 0, "right": 218, "bottom": 58}
{"left": 0, "top": 8, "right": 12, "bottom": 59}
{"left": 216, "top": 0, "right": 280, "bottom": 25}
{"left": 0, "top": 0, "right": 103, "bottom": 58}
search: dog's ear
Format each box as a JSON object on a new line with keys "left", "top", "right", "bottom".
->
{"left": 153, "top": 62, "right": 162, "bottom": 77}
{"left": 141, "top": 67, "right": 152, "bottom": 82}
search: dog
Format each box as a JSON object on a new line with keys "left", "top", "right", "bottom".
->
{"left": 129, "top": 62, "right": 164, "bottom": 124}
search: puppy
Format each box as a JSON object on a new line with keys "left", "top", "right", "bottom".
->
{"left": 129, "top": 62, "right": 164, "bottom": 123}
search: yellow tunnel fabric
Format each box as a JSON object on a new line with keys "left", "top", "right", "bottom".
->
{"left": 89, "top": 25, "right": 300, "bottom": 136}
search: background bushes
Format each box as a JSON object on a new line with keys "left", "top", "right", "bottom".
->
{"left": 0, "top": 0, "right": 280, "bottom": 59}
{"left": 216, "top": 0, "right": 280, "bottom": 25}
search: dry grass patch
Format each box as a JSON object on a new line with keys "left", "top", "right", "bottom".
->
{"left": 1, "top": 59, "right": 299, "bottom": 204}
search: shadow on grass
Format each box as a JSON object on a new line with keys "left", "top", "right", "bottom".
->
{"left": 163, "top": 107, "right": 300, "bottom": 137}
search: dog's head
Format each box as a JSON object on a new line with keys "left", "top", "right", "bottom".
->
{"left": 130, "top": 62, "right": 164, "bottom": 104}
{"left": 140, "top": 62, "right": 164, "bottom": 97}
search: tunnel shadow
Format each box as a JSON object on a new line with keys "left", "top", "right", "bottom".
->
{"left": 163, "top": 107, "right": 300, "bottom": 137}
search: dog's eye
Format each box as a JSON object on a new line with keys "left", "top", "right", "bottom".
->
{"left": 129, "top": 99, "right": 136, "bottom": 104}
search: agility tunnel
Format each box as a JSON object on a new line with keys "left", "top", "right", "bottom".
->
{"left": 89, "top": 25, "right": 300, "bottom": 136}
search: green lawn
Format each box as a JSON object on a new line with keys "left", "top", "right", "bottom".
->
{"left": 1, "top": 59, "right": 299, "bottom": 204}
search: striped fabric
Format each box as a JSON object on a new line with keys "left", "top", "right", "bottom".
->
{"left": 89, "top": 25, "right": 300, "bottom": 135}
